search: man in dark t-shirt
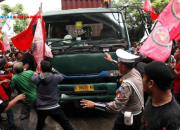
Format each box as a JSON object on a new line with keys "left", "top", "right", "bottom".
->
{"left": 141, "top": 61, "right": 180, "bottom": 130}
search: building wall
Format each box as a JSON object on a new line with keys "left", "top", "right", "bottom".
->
{"left": 61, "top": 0, "right": 111, "bottom": 10}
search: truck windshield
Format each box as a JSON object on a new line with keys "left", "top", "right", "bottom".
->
{"left": 45, "top": 12, "right": 126, "bottom": 47}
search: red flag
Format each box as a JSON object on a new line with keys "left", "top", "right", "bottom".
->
{"left": 139, "top": 22, "right": 172, "bottom": 62}
{"left": 142, "top": 0, "right": 159, "bottom": 21}
{"left": 11, "top": 12, "right": 39, "bottom": 51}
{"left": 174, "top": 33, "right": 180, "bottom": 41}
{"left": 32, "top": 19, "right": 53, "bottom": 71}
{"left": 158, "top": 0, "right": 180, "bottom": 41}
{"left": 40, "top": 3, "right": 46, "bottom": 59}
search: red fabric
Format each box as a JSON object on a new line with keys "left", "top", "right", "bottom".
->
{"left": 158, "top": 0, "right": 180, "bottom": 41}
{"left": 11, "top": 12, "right": 39, "bottom": 51}
{"left": 173, "top": 62, "right": 180, "bottom": 94}
{"left": 0, "top": 30, "right": 4, "bottom": 54}
{"left": 139, "top": 22, "right": 172, "bottom": 62}
{"left": 0, "top": 85, "right": 9, "bottom": 101}
{"left": 142, "top": 0, "right": 159, "bottom": 21}
{"left": 0, "top": 72, "right": 13, "bottom": 89}
{"left": 177, "top": 49, "right": 180, "bottom": 54}
{"left": 174, "top": 33, "right": 180, "bottom": 41}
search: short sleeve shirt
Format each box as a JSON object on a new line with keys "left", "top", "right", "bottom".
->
{"left": 173, "top": 62, "right": 180, "bottom": 94}
{"left": 10, "top": 70, "right": 37, "bottom": 102}
{"left": 141, "top": 96, "right": 180, "bottom": 130}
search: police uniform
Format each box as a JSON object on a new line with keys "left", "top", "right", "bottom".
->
{"left": 95, "top": 49, "right": 144, "bottom": 130}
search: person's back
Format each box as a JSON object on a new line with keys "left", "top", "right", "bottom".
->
{"left": 10, "top": 62, "right": 37, "bottom": 130}
{"left": 32, "top": 68, "right": 63, "bottom": 107}
{"left": 31, "top": 60, "right": 74, "bottom": 130}
{"left": 10, "top": 70, "right": 36, "bottom": 102}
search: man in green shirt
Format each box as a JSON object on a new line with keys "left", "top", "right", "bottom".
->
{"left": 10, "top": 62, "right": 37, "bottom": 130}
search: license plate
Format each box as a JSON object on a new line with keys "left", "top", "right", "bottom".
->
{"left": 74, "top": 85, "right": 94, "bottom": 92}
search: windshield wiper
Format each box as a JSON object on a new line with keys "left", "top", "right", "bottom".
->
{"left": 64, "top": 42, "right": 79, "bottom": 52}
{"left": 88, "top": 38, "right": 115, "bottom": 51}
{"left": 64, "top": 39, "right": 92, "bottom": 52}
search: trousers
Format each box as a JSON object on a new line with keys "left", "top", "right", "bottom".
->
{"left": 113, "top": 112, "right": 143, "bottom": 130}
{"left": 36, "top": 107, "right": 74, "bottom": 130}
{"left": 19, "top": 101, "right": 36, "bottom": 130}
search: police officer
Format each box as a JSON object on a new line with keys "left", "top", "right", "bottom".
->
{"left": 81, "top": 49, "right": 144, "bottom": 130}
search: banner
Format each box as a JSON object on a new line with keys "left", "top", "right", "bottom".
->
{"left": 3, "top": 34, "right": 10, "bottom": 52}
{"left": 158, "top": 0, "right": 180, "bottom": 41}
{"left": 2, "top": 19, "right": 15, "bottom": 39}
{"left": 139, "top": 22, "right": 172, "bottom": 62}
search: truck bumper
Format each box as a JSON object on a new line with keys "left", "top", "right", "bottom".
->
{"left": 58, "top": 83, "right": 117, "bottom": 101}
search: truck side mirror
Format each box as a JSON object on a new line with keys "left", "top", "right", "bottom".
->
{"left": 129, "top": 13, "right": 136, "bottom": 22}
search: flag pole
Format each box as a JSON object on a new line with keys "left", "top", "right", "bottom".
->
{"left": 39, "top": 3, "right": 45, "bottom": 60}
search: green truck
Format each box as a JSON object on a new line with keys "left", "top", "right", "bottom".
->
{"left": 43, "top": 7, "right": 131, "bottom": 102}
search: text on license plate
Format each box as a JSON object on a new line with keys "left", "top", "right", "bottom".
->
{"left": 74, "top": 85, "right": 94, "bottom": 92}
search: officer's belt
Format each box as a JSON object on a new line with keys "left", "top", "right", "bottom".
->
{"left": 121, "top": 110, "right": 142, "bottom": 116}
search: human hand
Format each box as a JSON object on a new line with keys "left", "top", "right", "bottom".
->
{"left": 104, "top": 52, "right": 113, "bottom": 62}
{"left": 17, "top": 93, "right": 25, "bottom": 101}
{"left": 34, "top": 71, "right": 39, "bottom": 75}
{"left": 23, "top": 63, "right": 29, "bottom": 70}
{"left": 5, "top": 68, "right": 12, "bottom": 72}
{"left": 80, "top": 99, "right": 95, "bottom": 108}
{"left": 1, "top": 79, "right": 11, "bottom": 84}
{"left": 168, "top": 63, "right": 174, "bottom": 69}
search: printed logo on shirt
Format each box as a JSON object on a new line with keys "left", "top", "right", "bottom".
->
{"left": 116, "top": 86, "right": 123, "bottom": 98}
{"left": 163, "top": 127, "right": 166, "bottom": 130}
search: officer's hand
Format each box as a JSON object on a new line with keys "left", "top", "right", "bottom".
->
{"left": 80, "top": 99, "right": 95, "bottom": 108}
{"left": 104, "top": 52, "right": 113, "bottom": 62}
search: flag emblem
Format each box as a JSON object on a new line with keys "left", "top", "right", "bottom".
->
{"left": 151, "top": 25, "right": 172, "bottom": 47}
{"left": 172, "top": 0, "right": 180, "bottom": 20}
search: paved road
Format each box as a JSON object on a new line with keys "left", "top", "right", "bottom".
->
{"left": 0, "top": 99, "right": 118, "bottom": 130}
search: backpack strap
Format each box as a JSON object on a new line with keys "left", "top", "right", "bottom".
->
{"left": 123, "top": 80, "right": 144, "bottom": 110}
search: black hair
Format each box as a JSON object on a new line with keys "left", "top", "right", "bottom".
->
{"left": 15, "top": 52, "right": 21, "bottom": 57}
{"left": 40, "top": 60, "right": 52, "bottom": 72}
{"left": 9, "top": 53, "right": 15, "bottom": 58}
{"left": 121, "top": 62, "right": 134, "bottom": 69}
{"left": 146, "top": 75, "right": 172, "bottom": 91}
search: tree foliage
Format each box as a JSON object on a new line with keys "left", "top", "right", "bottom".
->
{"left": 0, "top": 4, "right": 29, "bottom": 34}
{"left": 111, "top": 0, "right": 169, "bottom": 42}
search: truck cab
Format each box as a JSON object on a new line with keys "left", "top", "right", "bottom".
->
{"left": 43, "top": 8, "right": 129, "bottom": 101}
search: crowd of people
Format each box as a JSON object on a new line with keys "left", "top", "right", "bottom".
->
{"left": 0, "top": 39, "right": 180, "bottom": 130}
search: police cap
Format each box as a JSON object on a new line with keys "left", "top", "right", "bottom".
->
{"left": 116, "top": 49, "right": 139, "bottom": 63}
{"left": 144, "top": 61, "right": 174, "bottom": 87}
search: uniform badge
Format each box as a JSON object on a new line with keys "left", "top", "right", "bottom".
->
{"left": 116, "top": 86, "right": 123, "bottom": 98}
{"left": 119, "top": 78, "right": 123, "bottom": 83}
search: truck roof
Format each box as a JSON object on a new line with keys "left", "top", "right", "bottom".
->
{"left": 42, "top": 8, "right": 120, "bottom": 17}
